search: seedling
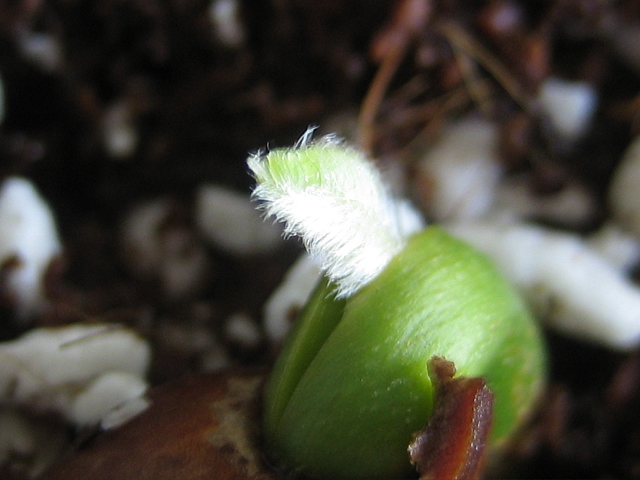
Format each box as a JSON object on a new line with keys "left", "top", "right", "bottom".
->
{"left": 249, "top": 130, "right": 546, "bottom": 479}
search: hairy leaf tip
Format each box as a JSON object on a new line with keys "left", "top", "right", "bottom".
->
{"left": 248, "top": 128, "right": 411, "bottom": 298}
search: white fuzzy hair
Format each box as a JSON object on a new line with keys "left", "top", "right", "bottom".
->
{"left": 248, "top": 130, "right": 414, "bottom": 298}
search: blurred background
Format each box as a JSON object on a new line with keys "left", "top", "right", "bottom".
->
{"left": 2, "top": 1, "right": 640, "bottom": 478}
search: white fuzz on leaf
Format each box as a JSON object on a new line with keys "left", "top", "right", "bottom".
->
{"left": 248, "top": 130, "right": 409, "bottom": 298}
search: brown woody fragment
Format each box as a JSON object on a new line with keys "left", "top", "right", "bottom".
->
{"left": 408, "top": 356, "right": 494, "bottom": 480}
{"left": 39, "top": 370, "right": 277, "bottom": 480}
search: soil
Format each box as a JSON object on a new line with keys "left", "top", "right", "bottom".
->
{"left": 2, "top": 1, "right": 640, "bottom": 478}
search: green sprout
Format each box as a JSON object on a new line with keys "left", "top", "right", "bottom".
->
{"left": 249, "top": 130, "right": 546, "bottom": 479}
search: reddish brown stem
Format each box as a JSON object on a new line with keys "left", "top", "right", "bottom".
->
{"left": 408, "top": 356, "right": 494, "bottom": 480}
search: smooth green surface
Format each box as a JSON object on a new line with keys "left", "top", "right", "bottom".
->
{"left": 264, "top": 226, "right": 545, "bottom": 479}
{"left": 263, "top": 277, "right": 346, "bottom": 440}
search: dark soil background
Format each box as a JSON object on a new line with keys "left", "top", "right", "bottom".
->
{"left": 2, "top": 0, "right": 640, "bottom": 478}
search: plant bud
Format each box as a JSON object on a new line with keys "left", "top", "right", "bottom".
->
{"left": 250, "top": 131, "right": 546, "bottom": 479}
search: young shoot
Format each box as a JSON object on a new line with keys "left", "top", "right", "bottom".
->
{"left": 250, "top": 130, "right": 546, "bottom": 479}
{"left": 248, "top": 128, "right": 408, "bottom": 298}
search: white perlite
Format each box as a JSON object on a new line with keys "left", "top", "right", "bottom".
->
{"left": 0, "top": 324, "right": 150, "bottom": 426}
{"left": 209, "top": 0, "right": 246, "bottom": 47}
{"left": 418, "top": 117, "right": 502, "bottom": 222}
{"left": 224, "top": 313, "right": 262, "bottom": 348}
{"left": 71, "top": 371, "right": 148, "bottom": 426}
{"left": 417, "top": 116, "right": 598, "bottom": 227}
{"left": 103, "top": 100, "right": 138, "bottom": 159}
{"left": 196, "top": 184, "right": 282, "bottom": 255}
{"left": 100, "top": 395, "right": 151, "bottom": 431}
{"left": 16, "top": 29, "right": 63, "bottom": 72}
{"left": 538, "top": 77, "right": 598, "bottom": 145}
{"left": 0, "top": 177, "right": 62, "bottom": 320}
{"left": 495, "top": 175, "right": 596, "bottom": 228}
{"left": 448, "top": 221, "right": 640, "bottom": 349}
{"left": 587, "top": 222, "right": 640, "bottom": 272}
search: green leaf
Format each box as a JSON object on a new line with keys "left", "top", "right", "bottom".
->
{"left": 264, "top": 226, "right": 545, "bottom": 479}
{"left": 263, "top": 277, "right": 346, "bottom": 440}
